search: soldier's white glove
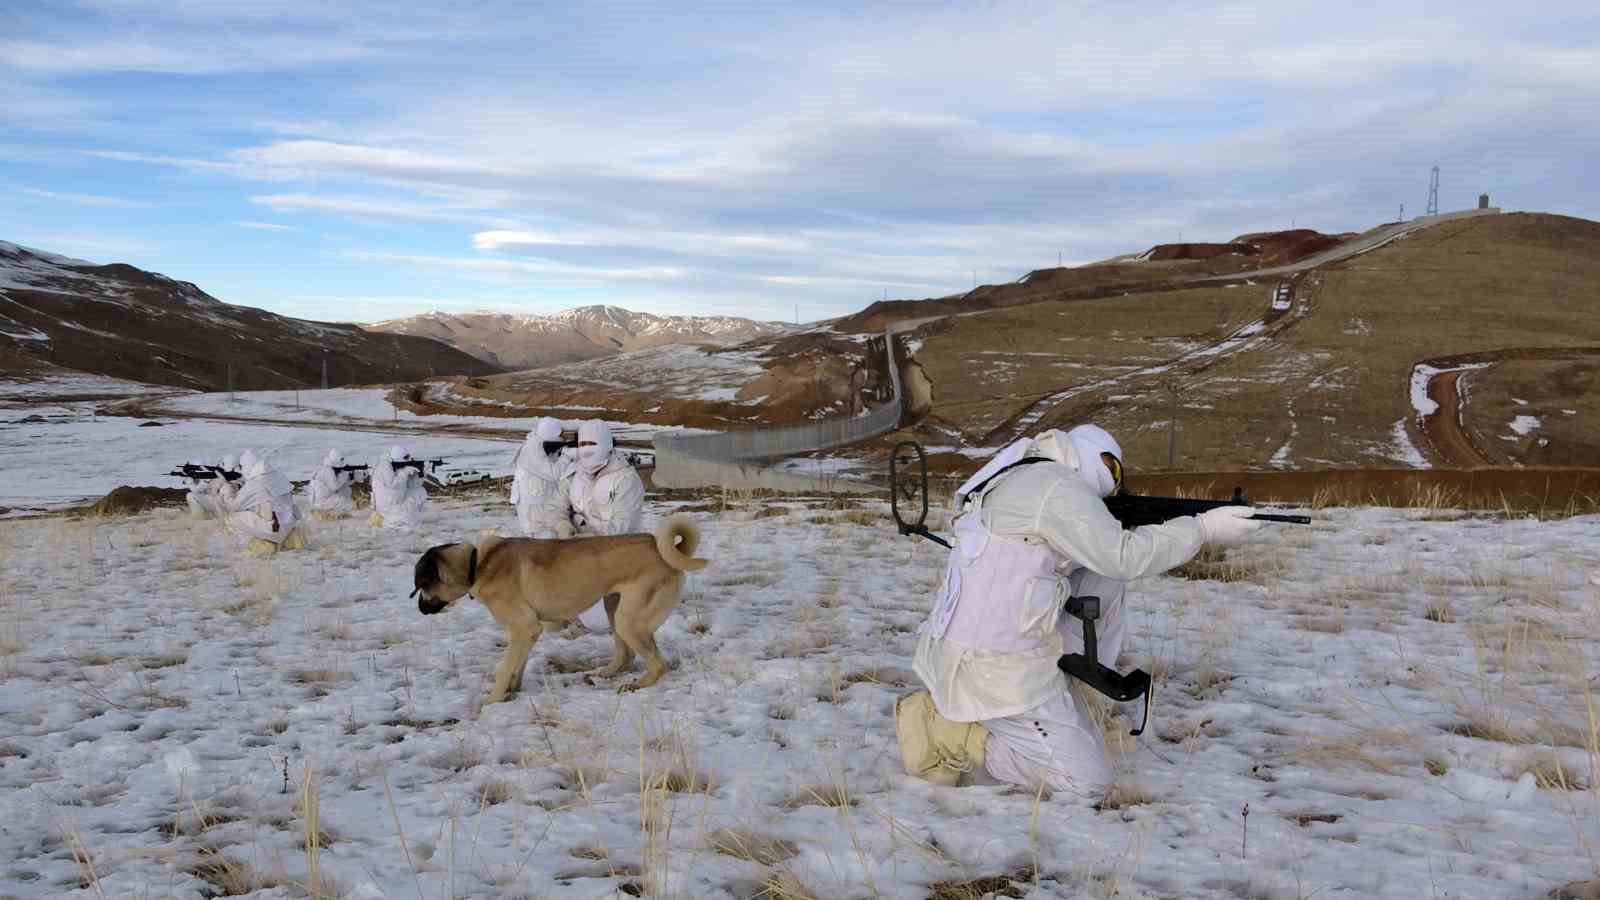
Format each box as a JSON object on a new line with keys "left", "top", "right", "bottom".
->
{"left": 1197, "top": 506, "right": 1262, "bottom": 547}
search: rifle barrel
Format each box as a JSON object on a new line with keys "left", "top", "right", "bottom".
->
{"left": 1249, "top": 513, "right": 1311, "bottom": 524}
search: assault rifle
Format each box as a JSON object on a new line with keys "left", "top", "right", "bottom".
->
{"left": 332, "top": 464, "right": 370, "bottom": 475}
{"left": 1105, "top": 487, "right": 1310, "bottom": 528}
{"left": 392, "top": 458, "right": 446, "bottom": 474}
{"left": 168, "top": 463, "right": 241, "bottom": 483}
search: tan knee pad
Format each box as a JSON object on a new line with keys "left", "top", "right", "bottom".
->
{"left": 895, "top": 690, "right": 989, "bottom": 786}
{"left": 247, "top": 538, "right": 278, "bottom": 557}
{"left": 368, "top": 511, "right": 384, "bottom": 527}
{"left": 280, "top": 526, "right": 309, "bottom": 550}
{"left": 310, "top": 509, "right": 346, "bottom": 523}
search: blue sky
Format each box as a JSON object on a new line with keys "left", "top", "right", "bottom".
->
{"left": 3, "top": 1, "right": 1596, "bottom": 324}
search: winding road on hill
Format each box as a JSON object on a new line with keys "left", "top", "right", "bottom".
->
{"left": 1411, "top": 346, "right": 1600, "bottom": 467}
{"left": 962, "top": 212, "right": 1498, "bottom": 447}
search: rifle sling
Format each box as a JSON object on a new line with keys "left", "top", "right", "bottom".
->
{"left": 960, "top": 456, "right": 1050, "bottom": 507}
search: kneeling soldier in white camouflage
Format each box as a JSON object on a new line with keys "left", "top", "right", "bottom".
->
{"left": 183, "top": 458, "right": 226, "bottom": 519}
{"left": 307, "top": 449, "right": 358, "bottom": 520}
{"left": 898, "top": 424, "right": 1262, "bottom": 801}
{"left": 222, "top": 449, "right": 309, "bottom": 556}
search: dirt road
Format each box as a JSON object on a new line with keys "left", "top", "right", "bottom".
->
{"left": 1419, "top": 369, "right": 1495, "bottom": 467}
{"left": 1411, "top": 347, "right": 1600, "bottom": 467}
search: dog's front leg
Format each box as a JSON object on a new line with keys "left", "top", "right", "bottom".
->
{"left": 487, "top": 629, "right": 535, "bottom": 704}
{"left": 507, "top": 625, "right": 542, "bottom": 695}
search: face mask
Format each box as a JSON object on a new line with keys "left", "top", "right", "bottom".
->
{"left": 543, "top": 441, "right": 566, "bottom": 457}
{"left": 579, "top": 445, "right": 607, "bottom": 474}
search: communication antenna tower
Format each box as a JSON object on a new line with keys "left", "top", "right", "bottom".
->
{"left": 1426, "top": 165, "right": 1440, "bottom": 216}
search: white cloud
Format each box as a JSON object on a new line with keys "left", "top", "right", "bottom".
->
{"left": 21, "top": 187, "right": 150, "bottom": 208}
{"left": 234, "top": 220, "right": 293, "bottom": 231}
{"left": 250, "top": 193, "right": 498, "bottom": 225}
{"left": 346, "top": 250, "right": 690, "bottom": 284}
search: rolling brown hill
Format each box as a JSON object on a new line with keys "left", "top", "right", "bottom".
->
{"left": 894, "top": 211, "right": 1600, "bottom": 473}
{"left": 0, "top": 241, "right": 500, "bottom": 390}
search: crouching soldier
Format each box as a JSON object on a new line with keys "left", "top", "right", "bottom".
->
{"left": 307, "top": 449, "right": 358, "bottom": 521}
{"left": 897, "top": 424, "right": 1262, "bottom": 801}
{"left": 223, "top": 449, "right": 310, "bottom": 556}
{"left": 183, "top": 457, "right": 226, "bottom": 519}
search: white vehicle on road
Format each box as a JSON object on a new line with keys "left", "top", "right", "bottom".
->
{"left": 427, "top": 467, "right": 494, "bottom": 489}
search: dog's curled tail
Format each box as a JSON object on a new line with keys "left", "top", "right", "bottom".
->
{"left": 655, "top": 515, "right": 709, "bottom": 572}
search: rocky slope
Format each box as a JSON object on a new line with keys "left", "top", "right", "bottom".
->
{"left": 0, "top": 241, "right": 499, "bottom": 390}
{"left": 366, "top": 305, "right": 792, "bottom": 369}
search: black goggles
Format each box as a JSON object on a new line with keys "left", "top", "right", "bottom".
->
{"left": 1102, "top": 453, "right": 1124, "bottom": 493}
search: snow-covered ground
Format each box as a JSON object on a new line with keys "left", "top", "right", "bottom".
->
{"left": 507, "top": 344, "right": 768, "bottom": 401}
{"left": 146, "top": 389, "right": 700, "bottom": 440}
{"left": 0, "top": 408, "right": 519, "bottom": 511}
{"left": 2, "top": 494, "right": 1597, "bottom": 899}
{"left": 0, "top": 374, "right": 185, "bottom": 400}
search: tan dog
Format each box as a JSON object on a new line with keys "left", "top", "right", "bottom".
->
{"left": 411, "top": 515, "right": 708, "bottom": 703}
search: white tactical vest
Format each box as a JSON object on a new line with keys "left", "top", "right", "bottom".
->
{"left": 914, "top": 482, "right": 1075, "bottom": 722}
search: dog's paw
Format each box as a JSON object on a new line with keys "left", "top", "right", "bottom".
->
{"left": 617, "top": 680, "right": 643, "bottom": 694}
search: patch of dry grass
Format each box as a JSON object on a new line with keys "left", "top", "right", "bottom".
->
{"left": 782, "top": 784, "right": 857, "bottom": 809}
{"left": 927, "top": 871, "right": 1030, "bottom": 900}
{"left": 708, "top": 828, "right": 801, "bottom": 866}
{"left": 187, "top": 850, "right": 288, "bottom": 896}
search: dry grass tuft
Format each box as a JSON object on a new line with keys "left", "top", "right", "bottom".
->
{"left": 708, "top": 828, "right": 801, "bottom": 866}
{"left": 289, "top": 669, "right": 347, "bottom": 685}
{"left": 187, "top": 850, "right": 287, "bottom": 896}
{"left": 567, "top": 843, "right": 610, "bottom": 860}
{"left": 645, "top": 765, "right": 717, "bottom": 795}
{"left": 1552, "top": 880, "right": 1600, "bottom": 900}
{"left": 1447, "top": 711, "right": 1528, "bottom": 745}
{"left": 752, "top": 870, "right": 822, "bottom": 900}
{"left": 1289, "top": 727, "right": 1415, "bottom": 774}
{"left": 139, "top": 654, "right": 187, "bottom": 669}
{"left": 928, "top": 871, "right": 1030, "bottom": 900}
{"left": 1424, "top": 599, "right": 1455, "bottom": 623}
{"left": 544, "top": 654, "right": 594, "bottom": 674}
{"left": 841, "top": 667, "right": 916, "bottom": 689}
{"left": 1283, "top": 811, "right": 1343, "bottom": 827}
{"left": 478, "top": 778, "right": 519, "bottom": 806}
{"left": 1424, "top": 756, "right": 1450, "bottom": 776}
{"left": 1168, "top": 546, "right": 1282, "bottom": 584}
{"left": 1517, "top": 752, "right": 1586, "bottom": 791}
{"left": 1094, "top": 782, "right": 1154, "bottom": 811}
{"left": 783, "top": 784, "right": 856, "bottom": 809}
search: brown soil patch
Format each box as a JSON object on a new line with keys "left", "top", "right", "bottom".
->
{"left": 77, "top": 485, "right": 190, "bottom": 517}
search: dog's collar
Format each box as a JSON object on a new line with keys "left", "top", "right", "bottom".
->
{"left": 466, "top": 545, "right": 478, "bottom": 590}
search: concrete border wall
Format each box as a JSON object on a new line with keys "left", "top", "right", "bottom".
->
{"left": 652, "top": 325, "right": 905, "bottom": 492}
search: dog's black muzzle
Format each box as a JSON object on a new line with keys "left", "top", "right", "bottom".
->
{"left": 417, "top": 594, "right": 447, "bottom": 615}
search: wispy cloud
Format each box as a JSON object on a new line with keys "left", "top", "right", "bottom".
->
{"left": 346, "top": 250, "right": 690, "bottom": 284}
{"left": 251, "top": 193, "right": 499, "bottom": 225}
{"left": 234, "top": 220, "right": 292, "bottom": 231}
{"left": 21, "top": 187, "right": 150, "bottom": 208}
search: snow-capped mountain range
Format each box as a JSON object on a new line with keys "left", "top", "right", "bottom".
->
{"left": 366, "top": 306, "right": 793, "bottom": 370}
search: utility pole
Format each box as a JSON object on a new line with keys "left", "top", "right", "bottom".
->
{"left": 320, "top": 353, "right": 328, "bottom": 390}
{"left": 1058, "top": 250, "right": 1062, "bottom": 267}
{"left": 1427, "top": 165, "right": 1440, "bottom": 216}
{"left": 1399, "top": 202, "right": 1405, "bottom": 222}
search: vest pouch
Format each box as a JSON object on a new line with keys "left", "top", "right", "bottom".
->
{"left": 1018, "top": 575, "right": 1068, "bottom": 639}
